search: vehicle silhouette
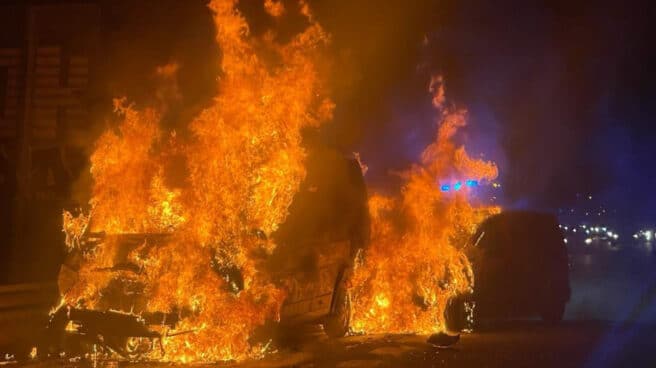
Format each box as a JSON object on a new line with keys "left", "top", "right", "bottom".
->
{"left": 446, "top": 211, "right": 571, "bottom": 331}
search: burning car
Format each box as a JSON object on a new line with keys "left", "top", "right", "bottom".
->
{"left": 48, "top": 149, "right": 368, "bottom": 360}
{"left": 42, "top": 0, "right": 360, "bottom": 360}
{"left": 266, "top": 146, "right": 369, "bottom": 337}
{"left": 446, "top": 211, "right": 571, "bottom": 331}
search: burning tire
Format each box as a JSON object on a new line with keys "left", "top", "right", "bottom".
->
{"left": 323, "top": 268, "right": 351, "bottom": 338}
{"left": 124, "top": 336, "right": 155, "bottom": 360}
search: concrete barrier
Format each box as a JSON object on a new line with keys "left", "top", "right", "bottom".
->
{"left": 0, "top": 283, "right": 58, "bottom": 349}
{"left": 0, "top": 283, "right": 58, "bottom": 311}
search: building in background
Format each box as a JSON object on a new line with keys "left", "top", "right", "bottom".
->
{"left": 0, "top": 2, "right": 100, "bottom": 284}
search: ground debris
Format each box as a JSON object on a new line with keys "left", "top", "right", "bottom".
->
{"left": 44, "top": 306, "right": 171, "bottom": 361}
{"left": 427, "top": 332, "right": 460, "bottom": 347}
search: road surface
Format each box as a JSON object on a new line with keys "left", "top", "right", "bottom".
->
{"left": 4, "top": 242, "right": 656, "bottom": 367}
{"left": 5, "top": 321, "right": 656, "bottom": 368}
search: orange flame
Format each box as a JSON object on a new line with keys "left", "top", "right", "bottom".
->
{"left": 59, "top": 0, "right": 501, "bottom": 360}
{"left": 348, "top": 77, "right": 500, "bottom": 334}
{"left": 61, "top": 0, "right": 332, "bottom": 362}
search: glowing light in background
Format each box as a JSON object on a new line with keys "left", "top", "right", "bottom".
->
{"left": 439, "top": 179, "right": 481, "bottom": 192}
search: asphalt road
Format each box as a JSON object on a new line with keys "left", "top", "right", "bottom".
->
{"left": 5, "top": 321, "right": 655, "bottom": 368}
{"left": 4, "top": 241, "right": 656, "bottom": 367}
{"left": 232, "top": 321, "right": 656, "bottom": 368}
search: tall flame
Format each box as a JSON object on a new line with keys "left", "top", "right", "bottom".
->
{"left": 59, "top": 0, "right": 502, "bottom": 360}
{"left": 61, "top": 0, "right": 332, "bottom": 362}
{"left": 348, "top": 76, "right": 500, "bottom": 334}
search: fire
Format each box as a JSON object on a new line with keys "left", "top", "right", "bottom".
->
{"left": 60, "top": 0, "right": 332, "bottom": 362}
{"left": 57, "top": 0, "right": 500, "bottom": 360}
{"left": 348, "top": 76, "right": 500, "bottom": 334}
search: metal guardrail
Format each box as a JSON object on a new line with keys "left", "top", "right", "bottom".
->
{"left": 0, "top": 282, "right": 58, "bottom": 311}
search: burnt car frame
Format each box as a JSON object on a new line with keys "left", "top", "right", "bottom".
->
{"left": 48, "top": 150, "right": 369, "bottom": 359}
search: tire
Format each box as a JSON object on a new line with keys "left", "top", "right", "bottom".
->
{"left": 445, "top": 296, "right": 476, "bottom": 332}
{"left": 541, "top": 302, "right": 565, "bottom": 324}
{"left": 125, "top": 336, "right": 154, "bottom": 360}
{"left": 445, "top": 298, "right": 466, "bottom": 332}
{"left": 324, "top": 270, "right": 351, "bottom": 338}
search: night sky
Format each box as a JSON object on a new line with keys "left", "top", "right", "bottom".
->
{"left": 90, "top": 0, "right": 656, "bottom": 226}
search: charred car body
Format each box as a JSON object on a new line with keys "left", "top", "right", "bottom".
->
{"left": 446, "top": 211, "right": 571, "bottom": 331}
{"left": 47, "top": 147, "right": 369, "bottom": 359}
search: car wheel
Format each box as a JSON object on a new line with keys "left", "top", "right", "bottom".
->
{"left": 541, "top": 302, "right": 565, "bottom": 323}
{"left": 324, "top": 270, "right": 351, "bottom": 338}
{"left": 125, "top": 336, "right": 154, "bottom": 360}
{"left": 445, "top": 298, "right": 465, "bottom": 332}
{"left": 445, "top": 296, "right": 477, "bottom": 332}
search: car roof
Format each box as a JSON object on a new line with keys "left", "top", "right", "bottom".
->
{"left": 480, "top": 210, "right": 559, "bottom": 230}
{"left": 474, "top": 211, "right": 562, "bottom": 252}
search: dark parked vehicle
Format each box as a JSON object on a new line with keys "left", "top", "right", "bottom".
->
{"left": 446, "top": 211, "right": 571, "bottom": 331}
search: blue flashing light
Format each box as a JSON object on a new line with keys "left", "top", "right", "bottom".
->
{"left": 453, "top": 181, "right": 463, "bottom": 191}
{"left": 440, "top": 184, "right": 450, "bottom": 192}
{"left": 466, "top": 180, "right": 478, "bottom": 187}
